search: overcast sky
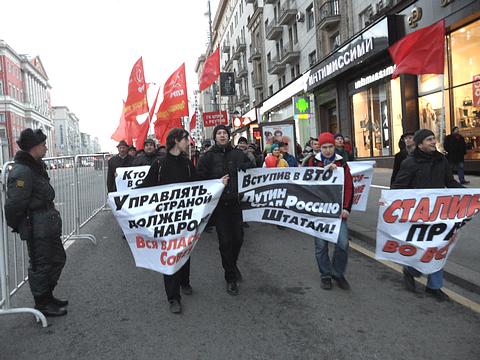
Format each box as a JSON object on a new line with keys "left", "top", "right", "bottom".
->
{"left": 0, "top": 0, "right": 220, "bottom": 152}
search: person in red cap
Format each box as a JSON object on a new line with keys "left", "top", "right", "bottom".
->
{"left": 304, "top": 132, "right": 354, "bottom": 290}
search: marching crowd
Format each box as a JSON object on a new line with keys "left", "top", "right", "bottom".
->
{"left": 3, "top": 124, "right": 470, "bottom": 316}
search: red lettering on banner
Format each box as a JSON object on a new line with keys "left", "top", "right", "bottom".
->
{"left": 382, "top": 240, "right": 417, "bottom": 256}
{"left": 466, "top": 194, "right": 480, "bottom": 217}
{"left": 400, "top": 199, "right": 417, "bottom": 222}
{"left": 203, "top": 111, "right": 229, "bottom": 127}
{"left": 136, "top": 236, "right": 145, "bottom": 248}
{"left": 383, "top": 200, "right": 402, "bottom": 223}
{"left": 383, "top": 240, "right": 399, "bottom": 252}
{"left": 447, "top": 195, "right": 470, "bottom": 219}
{"left": 411, "top": 198, "right": 430, "bottom": 222}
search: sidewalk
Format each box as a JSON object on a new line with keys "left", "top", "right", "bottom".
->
{"left": 349, "top": 167, "right": 480, "bottom": 294}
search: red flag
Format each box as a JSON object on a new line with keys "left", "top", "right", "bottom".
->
{"left": 124, "top": 57, "right": 149, "bottom": 117}
{"left": 136, "top": 86, "right": 161, "bottom": 150}
{"left": 199, "top": 48, "right": 220, "bottom": 91}
{"left": 111, "top": 102, "right": 141, "bottom": 145}
{"left": 156, "top": 63, "right": 189, "bottom": 121}
{"left": 389, "top": 20, "right": 445, "bottom": 79}
{"left": 154, "top": 118, "right": 182, "bottom": 145}
{"left": 189, "top": 113, "right": 197, "bottom": 132}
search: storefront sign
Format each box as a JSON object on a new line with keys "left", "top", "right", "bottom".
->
{"left": 203, "top": 111, "right": 229, "bottom": 127}
{"left": 293, "top": 96, "right": 311, "bottom": 119}
{"left": 354, "top": 66, "right": 395, "bottom": 90}
{"left": 307, "top": 18, "right": 389, "bottom": 91}
{"left": 408, "top": 6, "right": 423, "bottom": 28}
{"left": 473, "top": 75, "right": 480, "bottom": 107}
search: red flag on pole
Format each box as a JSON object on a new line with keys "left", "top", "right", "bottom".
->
{"left": 189, "top": 113, "right": 197, "bottom": 132}
{"left": 136, "top": 86, "right": 161, "bottom": 150}
{"left": 388, "top": 20, "right": 445, "bottom": 79}
{"left": 111, "top": 102, "right": 141, "bottom": 145}
{"left": 199, "top": 48, "right": 220, "bottom": 91}
{"left": 154, "top": 63, "right": 189, "bottom": 144}
{"left": 124, "top": 57, "right": 149, "bottom": 117}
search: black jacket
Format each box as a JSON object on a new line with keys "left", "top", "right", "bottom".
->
{"left": 390, "top": 149, "right": 409, "bottom": 186}
{"left": 444, "top": 134, "right": 467, "bottom": 164}
{"left": 196, "top": 143, "right": 252, "bottom": 201}
{"left": 391, "top": 148, "right": 462, "bottom": 189}
{"left": 5, "top": 151, "right": 61, "bottom": 240}
{"left": 107, "top": 154, "right": 134, "bottom": 192}
{"left": 132, "top": 152, "right": 164, "bottom": 166}
{"left": 141, "top": 152, "right": 196, "bottom": 187}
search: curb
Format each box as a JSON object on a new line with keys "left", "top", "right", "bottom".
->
{"left": 348, "top": 228, "right": 480, "bottom": 296}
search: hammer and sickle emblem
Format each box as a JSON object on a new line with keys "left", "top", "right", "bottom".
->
{"left": 408, "top": 7, "right": 423, "bottom": 28}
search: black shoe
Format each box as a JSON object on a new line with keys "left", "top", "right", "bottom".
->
{"left": 226, "top": 281, "right": 239, "bottom": 296}
{"left": 242, "top": 222, "right": 250, "bottom": 228}
{"left": 425, "top": 287, "right": 450, "bottom": 302}
{"left": 169, "top": 299, "right": 182, "bottom": 314}
{"left": 35, "top": 303, "right": 68, "bottom": 317}
{"left": 320, "top": 277, "right": 332, "bottom": 290}
{"left": 181, "top": 284, "right": 193, "bottom": 295}
{"left": 403, "top": 268, "right": 416, "bottom": 292}
{"left": 235, "top": 266, "right": 243, "bottom": 282}
{"left": 333, "top": 276, "right": 350, "bottom": 290}
{"left": 51, "top": 296, "right": 69, "bottom": 307}
{"left": 460, "top": 180, "right": 470, "bottom": 185}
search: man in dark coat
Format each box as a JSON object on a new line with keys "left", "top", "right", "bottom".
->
{"left": 4, "top": 129, "right": 68, "bottom": 316}
{"left": 390, "top": 131, "right": 415, "bottom": 186}
{"left": 140, "top": 129, "right": 198, "bottom": 314}
{"left": 133, "top": 138, "right": 163, "bottom": 166}
{"left": 107, "top": 140, "right": 134, "bottom": 192}
{"left": 196, "top": 124, "right": 253, "bottom": 295}
{"left": 444, "top": 126, "right": 469, "bottom": 184}
{"left": 392, "top": 129, "right": 462, "bottom": 302}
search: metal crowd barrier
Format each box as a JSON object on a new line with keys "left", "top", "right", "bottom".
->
{"left": 0, "top": 153, "right": 110, "bottom": 327}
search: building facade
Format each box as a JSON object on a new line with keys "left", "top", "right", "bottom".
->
{"left": 0, "top": 40, "right": 55, "bottom": 160}
{"left": 52, "top": 106, "right": 81, "bottom": 156}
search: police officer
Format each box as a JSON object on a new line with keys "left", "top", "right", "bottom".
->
{"left": 4, "top": 129, "right": 67, "bottom": 316}
{"left": 107, "top": 140, "right": 134, "bottom": 192}
{"left": 133, "top": 138, "right": 163, "bottom": 166}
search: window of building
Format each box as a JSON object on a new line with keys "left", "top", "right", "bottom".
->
{"left": 293, "top": 23, "right": 298, "bottom": 44}
{"left": 0, "top": 114, "right": 5, "bottom": 123}
{"left": 281, "top": 75, "right": 286, "bottom": 88}
{"left": 295, "top": 64, "right": 300, "bottom": 77}
{"left": 329, "top": 32, "right": 340, "bottom": 51}
{"left": 269, "top": 85, "right": 274, "bottom": 96}
{"left": 278, "top": 78, "right": 282, "bottom": 89}
{"left": 0, "top": 80, "right": 3, "bottom": 95}
{"left": 308, "top": 51, "right": 316, "bottom": 66}
{"left": 307, "top": 3, "right": 314, "bottom": 30}
{"left": 358, "top": 6, "right": 373, "bottom": 30}
{"left": 291, "top": 67, "right": 295, "bottom": 80}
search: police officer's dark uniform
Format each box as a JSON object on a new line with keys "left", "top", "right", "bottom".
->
{"left": 4, "top": 129, "right": 68, "bottom": 316}
{"left": 107, "top": 140, "right": 134, "bottom": 192}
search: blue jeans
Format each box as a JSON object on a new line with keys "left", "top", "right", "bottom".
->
{"left": 314, "top": 220, "right": 349, "bottom": 279}
{"left": 450, "top": 161, "right": 465, "bottom": 183}
{"left": 405, "top": 266, "right": 444, "bottom": 289}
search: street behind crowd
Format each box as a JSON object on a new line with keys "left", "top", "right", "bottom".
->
{"left": 0, "top": 202, "right": 479, "bottom": 360}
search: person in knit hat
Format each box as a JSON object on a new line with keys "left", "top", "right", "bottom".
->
{"left": 263, "top": 143, "right": 288, "bottom": 168}
{"left": 304, "top": 132, "right": 354, "bottom": 291}
{"left": 392, "top": 128, "right": 462, "bottom": 302}
{"left": 390, "top": 131, "right": 415, "bottom": 186}
{"left": 197, "top": 124, "right": 253, "bottom": 296}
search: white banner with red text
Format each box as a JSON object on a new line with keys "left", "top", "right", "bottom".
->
{"left": 375, "top": 189, "right": 480, "bottom": 274}
{"left": 347, "top": 161, "right": 375, "bottom": 212}
{"left": 115, "top": 165, "right": 151, "bottom": 191}
{"left": 108, "top": 180, "right": 224, "bottom": 275}
{"left": 238, "top": 167, "right": 344, "bottom": 243}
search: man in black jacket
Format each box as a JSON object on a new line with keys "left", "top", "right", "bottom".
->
{"left": 444, "top": 126, "right": 469, "bottom": 184}
{"left": 392, "top": 129, "right": 462, "bottom": 302}
{"left": 4, "top": 129, "right": 68, "bottom": 317}
{"left": 140, "top": 129, "right": 196, "bottom": 314}
{"left": 107, "top": 140, "right": 134, "bottom": 192}
{"left": 133, "top": 138, "right": 163, "bottom": 166}
{"left": 196, "top": 125, "right": 252, "bottom": 295}
{"left": 390, "top": 131, "right": 415, "bottom": 186}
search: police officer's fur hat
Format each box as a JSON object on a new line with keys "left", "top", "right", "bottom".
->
{"left": 17, "top": 128, "right": 47, "bottom": 151}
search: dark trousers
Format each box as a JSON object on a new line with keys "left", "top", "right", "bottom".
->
{"left": 27, "top": 235, "right": 66, "bottom": 304}
{"left": 164, "top": 259, "right": 190, "bottom": 302}
{"left": 214, "top": 201, "right": 244, "bottom": 282}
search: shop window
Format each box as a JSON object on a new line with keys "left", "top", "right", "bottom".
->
{"left": 353, "top": 81, "right": 398, "bottom": 157}
{"left": 451, "top": 20, "right": 480, "bottom": 88}
{"left": 452, "top": 83, "right": 480, "bottom": 159}
{"left": 418, "top": 91, "right": 450, "bottom": 152}
{"left": 307, "top": 4, "right": 314, "bottom": 31}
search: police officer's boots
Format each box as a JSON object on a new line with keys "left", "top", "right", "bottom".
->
{"left": 34, "top": 295, "right": 67, "bottom": 317}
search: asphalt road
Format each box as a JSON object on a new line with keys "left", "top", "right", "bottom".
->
{"left": 0, "top": 211, "right": 479, "bottom": 360}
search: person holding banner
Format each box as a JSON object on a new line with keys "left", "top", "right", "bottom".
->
{"left": 304, "top": 132, "right": 354, "bottom": 290}
{"left": 139, "top": 128, "right": 198, "bottom": 314}
{"left": 392, "top": 129, "right": 462, "bottom": 302}
{"left": 107, "top": 140, "right": 134, "bottom": 193}
{"left": 196, "top": 124, "right": 252, "bottom": 295}
{"left": 133, "top": 138, "right": 163, "bottom": 166}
